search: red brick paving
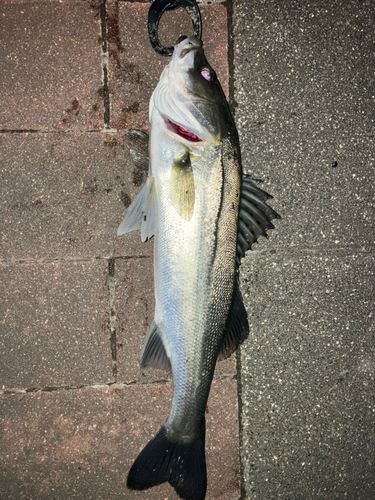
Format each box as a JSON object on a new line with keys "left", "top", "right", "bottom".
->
{"left": 0, "top": 260, "right": 112, "bottom": 391}
{"left": 0, "top": 1, "right": 240, "bottom": 499}
{"left": 0, "top": 0, "right": 103, "bottom": 131}
{"left": 0, "top": 381, "right": 239, "bottom": 500}
{"left": 0, "top": 132, "right": 153, "bottom": 261}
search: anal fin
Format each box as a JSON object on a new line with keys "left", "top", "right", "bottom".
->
{"left": 140, "top": 321, "right": 171, "bottom": 372}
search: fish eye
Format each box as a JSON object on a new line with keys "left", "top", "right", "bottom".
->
{"left": 201, "top": 68, "right": 213, "bottom": 81}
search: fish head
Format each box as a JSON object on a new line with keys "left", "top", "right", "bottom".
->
{"left": 151, "top": 36, "right": 228, "bottom": 145}
{"left": 172, "top": 36, "right": 217, "bottom": 97}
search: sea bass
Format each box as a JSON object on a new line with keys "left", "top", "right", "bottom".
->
{"left": 118, "top": 36, "right": 279, "bottom": 500}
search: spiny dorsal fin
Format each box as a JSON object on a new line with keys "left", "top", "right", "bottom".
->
{"left": 140, "top": 321, "right": 171, "bottom": 372}
{"left": 218, "top": 278, "right": 249, "bottom": 360}
{"left": 236, "top": 175, "right": 280, "bottom": 262}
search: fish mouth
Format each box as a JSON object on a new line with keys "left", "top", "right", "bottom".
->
{"left": 167, "top": 119, "right": 203, "bottom": 143}
{"left": 179, "top": 45, "right": 201, "bottom": 59}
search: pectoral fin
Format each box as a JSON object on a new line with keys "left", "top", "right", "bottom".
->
{"left": 128, "top": 129, "right": 149, "bottom": 172}
{"left": 117, "top": 176, "right": 157, "bottom": 242}
{"left": 170, "top": 152, "right": 195, "bottom": 221}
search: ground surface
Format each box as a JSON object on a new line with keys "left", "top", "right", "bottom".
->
{"left": 0, "top": 1, "right": 374, "bottom": 499}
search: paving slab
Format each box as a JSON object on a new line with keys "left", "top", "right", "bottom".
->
{"left": 115, "top": 257, "right": 236, "bottom": 384}
{"left": 234, "top": 0, "right": 374, "bottom": 251}
{"left": 107, "top": 2, "right": 228, "bottom": 130}
{"left": 234, "top": 0, "right": 375, "bottom": 498}
{"left": 0, "top": 381, "right": 240, "bottom": 500}
{"left": 239, "top": 251, "right": 374, "bottom": 498}
{"left": 0, "top": 132, "right": 153, "bottom": 261}
{"left": 0, "top": 260, "right": 112, "bottom": 391}
{"left": 0, "top": 0, "right": 103, "bottom": 131}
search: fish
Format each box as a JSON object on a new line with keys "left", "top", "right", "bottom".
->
{"left": 118, "top": 35, "right": 279, "bottom": 500}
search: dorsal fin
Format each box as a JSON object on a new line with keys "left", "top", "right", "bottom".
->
{"left": 236, "top": 175, "right": 280, "bottom": 263}
{"left": 218, "top": 277, "right": 249, "bottom": 360}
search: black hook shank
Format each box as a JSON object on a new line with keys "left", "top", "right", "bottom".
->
{"left": 148, "top": 0, "right": 202, "bottom": 56}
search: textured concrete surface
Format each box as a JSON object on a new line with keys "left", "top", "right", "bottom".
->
{"left": 0, "top": 381, "right": 239, "bottom": 500}
{"left": 0, "top": 0, "right": 103, "bottom": 131}
{"left": 0, "top": 1, "right": 240, "bottom": 499}
{"left": 234, "top": 0, "right": 375, "bottom": 498}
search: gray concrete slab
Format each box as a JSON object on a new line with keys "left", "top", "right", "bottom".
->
{"left": 240, "top": 251, "right": 374, "bottom": 498}
{"left": 234, "top": 0, "right": 374, "bottom": 251}
{"left": 234, "top": 0, "right": 375, "bottom": 498}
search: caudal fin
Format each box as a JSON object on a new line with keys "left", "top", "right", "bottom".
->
{"left": 127, "top": 425, "right": 206, "bottom": 500}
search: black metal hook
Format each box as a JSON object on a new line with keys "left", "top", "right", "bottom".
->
{"left": 148, "top": 0, "right": 202, "bottom": 56}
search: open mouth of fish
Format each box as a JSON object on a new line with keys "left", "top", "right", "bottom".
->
{"left": 167, "top": 119, "right": 203, "bottom": 142}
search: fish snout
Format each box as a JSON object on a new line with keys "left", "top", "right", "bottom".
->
{"left": 177, "top": 36, "right": 203, "bottom": 59}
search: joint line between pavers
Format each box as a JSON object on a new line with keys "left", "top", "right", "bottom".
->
{"left": 0, "top": 129, "right": 105, "bottom": 134}
{"left": 99, "top": 0, "right": 111, "bottom": 128}
{"left": 225, "top": 1, "right": 244, "bottom": 497}
{"left": 0, "top": 380, "right": 174, "bottom": 396}
{"left": 0, "top": 376, "right": 237, "bottom": 396}
{"left": 108, "top": 258, "right": 118, "bottom": 380}
{"left": 235, "top": 348, "right": 247, "bottom": 500}
{"left": 0, "top": 128, "right": 144, "bottom": 134}
{"left": 225, "top": 0, "right": 238, "bottom": 117}
{"left": 105, "top": 0, "right": 227, "bottom": 4}
{"left": 0, "top": 256, "right": 109, "bottom": 266}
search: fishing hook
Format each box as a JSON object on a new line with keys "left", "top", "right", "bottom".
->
{"left": 148, "top": 0, "right": 202, "bottom": 56}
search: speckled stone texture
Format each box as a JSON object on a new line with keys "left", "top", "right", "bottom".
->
{"left": 0, "top": 382, "right": 239, "bottom": 500}
{"left": 234, "top": 0, "right": 375, "bottom": 498}
{"left": 0, "top": 0, "right": 103, "bottom": 131}
{"left": 0, "top": 132, "right": 153, "bottom": 261}
{"left": 0, "top": 260, "right": 113, "bottom": 391}
{"left": 107, "top": 2, "right": 229, "bottom": 130}
{"left": 0, "top": 1, "right": 240, "bottom": 499}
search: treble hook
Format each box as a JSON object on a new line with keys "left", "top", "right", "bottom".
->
{"left": 148, "top": 0, "right": 202, "bottom": 56}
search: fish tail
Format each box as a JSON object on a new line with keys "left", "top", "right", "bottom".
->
{"left": 127, "top": 424, "right": 207, "bottom": 500}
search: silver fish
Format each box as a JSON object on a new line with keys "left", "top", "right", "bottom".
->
{"left": 118, "top": 36, "right": 279, "bottom": 500}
